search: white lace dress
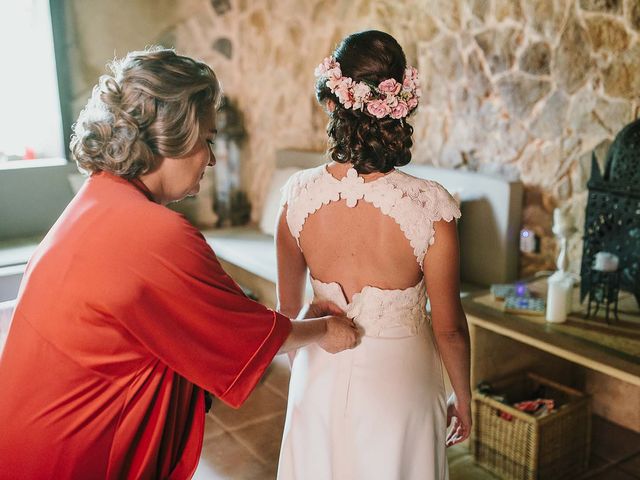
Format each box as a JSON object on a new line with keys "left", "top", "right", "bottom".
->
{"left": 277, "top": 165, "right": 461, "bottom": 480}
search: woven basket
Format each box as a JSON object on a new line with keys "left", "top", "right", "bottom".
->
{"left": 471, "top": 372, "right": 591, "bottom": 480}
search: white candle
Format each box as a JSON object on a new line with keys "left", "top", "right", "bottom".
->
{"left": 546, "top": 272, "right": 573, "bottom": 323}
{"left": 593, "top": 252, "right": 619, "bottom": 272}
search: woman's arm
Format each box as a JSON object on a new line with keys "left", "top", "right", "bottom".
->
{"left": 423, "top": 219, "right": 472, "bottom": 446}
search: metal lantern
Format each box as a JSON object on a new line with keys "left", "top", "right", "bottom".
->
{"left": 212, "top": 96, "right": 250, "bottom": 227}
{"left": 580, "top": 117, "right": 640, "bottom": 319}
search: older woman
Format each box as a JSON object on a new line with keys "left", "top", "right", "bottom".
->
{"left": 0, "top": 47, "right": 358, "bottom": 479}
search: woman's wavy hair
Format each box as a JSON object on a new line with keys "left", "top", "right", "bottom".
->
{"left": 316, "top": 31, "right": 414, "bottom": 174}
{"left": 71, "top": 46, "right": 221, "bottom": 178}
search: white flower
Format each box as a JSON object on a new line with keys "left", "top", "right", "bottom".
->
{"left": 339, "top": 168, "right": 365, "bottom": 207}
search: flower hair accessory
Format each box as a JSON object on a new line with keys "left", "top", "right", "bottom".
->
{"left": 314, "top": 56, "right": 421, "bottom": 119}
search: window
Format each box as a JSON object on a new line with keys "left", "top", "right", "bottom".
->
{"left": 0, "top": 0, "right": 67, "bottom": 164}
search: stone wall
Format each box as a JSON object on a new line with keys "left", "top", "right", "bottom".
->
{"left": 66, "top": 0, "right": 640, "bottom": 275}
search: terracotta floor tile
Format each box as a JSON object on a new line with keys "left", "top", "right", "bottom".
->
{"left": 195, "top": 431, "right": 269, "bottom": 480}
{"left": 619, "top": 454, "right": 640, "bottom": 477}
{"left": 203, "top": 413, "right": 226, "bottom": 441}
{"left": 447, "top": 443, "right": 470, "bottom": 464}
{"left": 591, "top": 416, "right": 640, "bottom": 462}
{"left": 576, "top": 453, "right": 614, "bottom": 479}
{"left": 449, "top": 455, "right": 500, "bottom": 480}
{"left": 211, "top": 382, "right": 287, "bottom": 431}
{"left": 262, "top": 357, "right": 291, "bottom": 399}
{"left": 583, "top": 467, "right": 638, "bottom": 480}
{"left": 231, "top": 413, "right": 286, "bottom": 465}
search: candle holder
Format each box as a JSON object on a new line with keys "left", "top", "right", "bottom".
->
{"left": 585, "top": 269, "right": 620, "bottom": 323}
{"left": 580, "top": 117, "right": 640, "bottom": 308}
{"left": 545, "top": 207, "right": 576, "bottom": 323}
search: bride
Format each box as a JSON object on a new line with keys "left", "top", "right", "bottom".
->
{"left": 275, "top": 30, "right": 471, "bottom": 480}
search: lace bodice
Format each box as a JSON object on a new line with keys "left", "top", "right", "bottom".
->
{"left": 281, "top": 164, "right": 461, "bottom": 266}
{"left": 280, "top": 164, "right": 461, "bottom": 336}
{"left": 311, "top": 277, "right": 429, "bottom": 336}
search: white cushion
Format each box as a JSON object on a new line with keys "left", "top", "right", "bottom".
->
{"left": 259, "top": 167, "right": 301, "bottom": 236}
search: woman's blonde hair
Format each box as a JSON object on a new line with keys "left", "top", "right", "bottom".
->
{"left": 71, "top": 46, "right": 221, "bottom": 178}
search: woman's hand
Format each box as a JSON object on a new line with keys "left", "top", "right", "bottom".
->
{"left": 302, "top": 300, "right": 344, "bottom": 319}
{"left": 446, "top": 393, "right": 472, "bottom": 447}
{"left": 317, "top": 315, "right": 360, "bottom": 354}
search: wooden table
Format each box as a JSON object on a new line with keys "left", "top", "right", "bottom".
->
{"left": 462, "top": 279, "right": 640, "bottom": 432}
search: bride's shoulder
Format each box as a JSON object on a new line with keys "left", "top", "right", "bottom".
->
{"left": 391, "top": 170, "right": 461, "bottom": 221}
{"left": 391, "top": 169, "right": 449, "bottom": 195}
{"left": 280, "top": 164, "right": 326, "bottom": 204}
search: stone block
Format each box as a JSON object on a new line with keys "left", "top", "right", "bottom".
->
{"left": 585, "top": 15, "right": 630, "bottom": 53}
{"left": 474, "top": 27, "right": 523, "bottom": 74}
{"left": 579, "top": 0, "right": 623, "bottom": 13}
{"left": 552, "top": 16, "right": 594, "bottom": 93}
{"left": 519, "top": 41, "right": 551, "bottom": 75}
{"left": 496, "top": 73, "right": 551, "bottom": 119}
{"left": 627, "top": 0, "right": 640, "bottom": 30}
{"left": 530, "top": 90, "right": 570, "bottom": 141}
{"left": 602, "top": 42, "right": 640, "bottom": 98}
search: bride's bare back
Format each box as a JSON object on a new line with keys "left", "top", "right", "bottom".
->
{"left": 300, "top": 165, "right": 422, "bottom": 303}
{"left": 276, "top": 161, "right": 462, "bottom": 319}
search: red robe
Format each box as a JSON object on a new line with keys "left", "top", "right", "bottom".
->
{"left": 0, "top": 171, "right": 291, "bottom": 479}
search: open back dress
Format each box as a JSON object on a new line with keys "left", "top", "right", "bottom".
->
{"left": 276, "top": 164, "right": 461, "bottom": 480}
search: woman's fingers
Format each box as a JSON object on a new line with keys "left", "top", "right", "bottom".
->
{"left": 309, "top": 300, "right": 345, "bottom": 317}
{"left": 319, "top": 316, "right": 361, "bottom": 353}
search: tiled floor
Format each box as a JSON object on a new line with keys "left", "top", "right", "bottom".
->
{"left": 194, "top": 355, "right": 640, "bottom": 480}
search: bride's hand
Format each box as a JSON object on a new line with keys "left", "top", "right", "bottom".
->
{"left": 318, "top": 316, "right": 360, "bottom": 354}
{"left": 446, "top": 393, "right": 472, "bottom": 447}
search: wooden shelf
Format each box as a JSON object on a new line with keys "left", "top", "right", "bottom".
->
{"left": 463, "top": 286, "right": 640, "bottom": 387}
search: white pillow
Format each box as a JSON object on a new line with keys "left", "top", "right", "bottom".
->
{"left": 259, "top": 167, "right": 301, "bottom": 236}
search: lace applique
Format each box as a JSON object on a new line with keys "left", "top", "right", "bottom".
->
{"left": 281, "top": 165, "right": 461, "bottom": 267}
{"left": 310, "top": 277, "right": 428, "bottom": 337}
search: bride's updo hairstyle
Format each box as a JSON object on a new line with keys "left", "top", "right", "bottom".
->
{"left": 71, "top": 47, "right": 221, "bottom": 179}
{"left": 316, "top": 31, "right": 415, "bottom": 174}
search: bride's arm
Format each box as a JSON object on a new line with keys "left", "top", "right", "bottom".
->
{"left": 423, "top": 219, "right": 471, "bottom": 446}
{"left": 275, "top": 204, "right": 307, "bottom": 319}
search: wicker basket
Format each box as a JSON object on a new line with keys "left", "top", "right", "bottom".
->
{"left": 471, "top": 372, "right": 591, "bottom": 480}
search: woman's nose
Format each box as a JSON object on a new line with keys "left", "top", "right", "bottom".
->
{"left": 208, "top": 149, "right": 216, "bottom": 166}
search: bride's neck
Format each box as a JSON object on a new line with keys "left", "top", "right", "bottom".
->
{"left": 327, "top": 161, "right": 391, "bottom": 180}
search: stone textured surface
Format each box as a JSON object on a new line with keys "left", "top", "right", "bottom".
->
{"left": 602, "top": 42, "right": 640, "bottom": 98}
{"left": 585, "top": 15, "right": 630, "bottom": 53}
{"left": 64, "top": 0, "right": 638, "bottom": 275}
{"left": 628, "top": 0, "right": 640, "bottom": 30}
{"left": 474, "top": 27, "right": 522, "bottom": 74}
{"left": 579, "top": 0, "right": 622, "bottom": 13}
{"left": 496, "top": 74, "right": 551, "bottom": 120}
{"left": 552, "top": 15, "right": 593, "bottom": 94}
{"left": 519, "top": 41, "right": 551, "bottom": 75}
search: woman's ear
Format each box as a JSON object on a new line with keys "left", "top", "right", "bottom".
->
{"left": 325, "top": 99, "right": 336, "bottom": 113}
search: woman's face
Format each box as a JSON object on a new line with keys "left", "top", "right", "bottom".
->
{"left": 155, "top": 114, "right": 217, "bottom": 204}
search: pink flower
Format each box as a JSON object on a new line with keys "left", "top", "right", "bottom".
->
{"left": 334, "top": 78, "right": 355, "bottom": 108}
{"left": 314, "top": 56, "right": 339, "bottom": 77}
{"left": 353, "top": 82, "right": 371, "bottom": 100}
{"left": 405, "top": 66, "right": 419, "bottom": 83}
{"left": 402, "top": 77, "right": 415, "bottom": 92}
{"left": 366, "top": 99, "right": 392, "bottom": 118}
{"left": 402, "top": 66, "right": 420, "bottom": 96}
{"left": 385, "top": 93, "right": 399, "bottom": 108}
{"left": 326, "top": 75, "right": 343, "bottom": 91}
{"left": 390, "top": 100, "right": 409, "bottom": 119}
{"left": 407, "top": 97, "right": 419, "bottom": 109}
{"left": 378, "top": 78, "right": 401, "bottom": 95}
